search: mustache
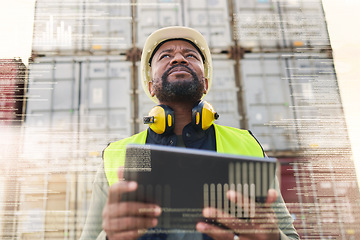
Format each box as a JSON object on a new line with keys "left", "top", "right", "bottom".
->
{"left": 162, "top": 64, "right": 197, "bottom": 79}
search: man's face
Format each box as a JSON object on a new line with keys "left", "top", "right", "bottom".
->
{"left": 149, "top": 40, "right": 208, "bottom": 103}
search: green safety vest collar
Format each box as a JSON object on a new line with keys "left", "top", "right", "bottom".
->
{"left": 103, "top": 124, "right": 264, "bottom": 186}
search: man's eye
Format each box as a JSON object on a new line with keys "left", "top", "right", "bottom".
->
{"left": 159, "top": 54, "right": 170, "bottom": 60}
{"left": 186, "top": 54, "right": 198, "bottom": 59}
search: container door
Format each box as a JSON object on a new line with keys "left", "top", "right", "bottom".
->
{"left": 241, "top": 53, "right": 299, "bottom": 152}
{"left": 136, "top": 0, "right": 183, "bottom": 48}
{"left": 183, "top": 0, "right": 232, "bottom": 49}
{"left": 279, "top": 0, "right": 330, "bottom": 48}
{"left": 285, "top": 53, "right": 349, "bottom": 150}
{"left": 32, "top": 0, "right": 83, "bottom": 55}
{"left": 83, "top": 0, "right": 132, "bottom": 53}
{"left": 26, "top": 57, "right": 80, "bottom": 131}
{"left": 80, "top": 56, "right": 132, "bottom": 138}
{"left": 233, "top": 0, "right": 283, "bottom": 49}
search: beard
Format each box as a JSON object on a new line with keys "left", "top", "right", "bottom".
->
{"left": 152, "top": 65, "right": 205, "bottom": 104}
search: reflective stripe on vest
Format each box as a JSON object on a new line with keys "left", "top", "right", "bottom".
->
{"left": 103, "top": 124, "right": 264, "bottom": 186}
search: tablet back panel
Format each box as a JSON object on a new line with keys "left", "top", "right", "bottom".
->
{"left": 123, "top": 144, "right": 277, "bottom": 230}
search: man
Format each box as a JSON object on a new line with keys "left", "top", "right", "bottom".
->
{"left": 80, "top": 26, "right": 299, "bottom": 240}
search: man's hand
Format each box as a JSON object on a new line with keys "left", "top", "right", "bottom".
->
{"left": 196, "top": 189, "right": 280, "bottom": 240}
{"left": 102, "top": 168, "right": 162, "bottom": 240}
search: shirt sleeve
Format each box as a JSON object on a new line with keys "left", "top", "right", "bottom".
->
{"left": 79, "top": 162, "right": 109, "bottom": 240}
{"left": 273, "top": 177, "right": 300, "bottom": 240}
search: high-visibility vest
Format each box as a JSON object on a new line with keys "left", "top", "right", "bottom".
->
{"left": 103, "top": 124, "right": 264, "bottom": 186}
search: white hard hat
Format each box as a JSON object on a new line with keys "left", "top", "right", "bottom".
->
{"left": 140, "top": 26, "right": 213, "bottom": 103}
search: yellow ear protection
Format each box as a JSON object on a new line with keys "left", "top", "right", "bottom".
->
{"left": 192, "top": 100, "right": 219, "bottom": 131}
{"left": 143, "top": 104, "right": 175, "bottom": 134}
{"left": 143, "top": 101, "right": 219, "bottom": 134}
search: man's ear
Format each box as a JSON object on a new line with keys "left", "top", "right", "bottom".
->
{"left": 148, "top": 81, "right": 155, "bottom": 97}
{"left": 204, "top": 78, "right": 209, "bottom": 94}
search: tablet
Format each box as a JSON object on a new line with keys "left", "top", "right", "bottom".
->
{"left": 123, "top": 144, "right": 277, "bottom": 231}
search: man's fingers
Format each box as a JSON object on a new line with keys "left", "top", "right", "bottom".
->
{"left": 106, "top": 228, "right": 148, "bottom": 240}
{"left": 202, "top": 207, "right": 251, "bottom": 229}
{"left": 108, "top": 181, "right": 138, "bottom": 203}
{"left": 200, "top": 189, "right": 280, "bottom": 240}
{"left": 226, "top": 189, "right": 278, "bottom": 214}
{"left": 196, "top": 222, "right": 235, "bottom": 240}
{"left": 104, "top": 216, "right": 158, "bottom": 232}
{"left": 118, "top": 166, "right": 124, "bottom": 181}
{"left": 107, "top": 202, "right": 162, "bottom": 218}
{"left": 200, "top": 208, "right": 279, "bottom": 238}
{"left": 226, "top": 190, "right": 240, "bottom": 203}
{"left": 102, "top": 202, "right": 161, "bottom": 240}
{"left": 266, "top": 189, "right": 278, "bottom": 205}
{"left": 203, "top": 207, "right": 233, "bottom": 219}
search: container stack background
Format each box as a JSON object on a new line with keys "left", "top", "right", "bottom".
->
{"left": 1, "top": 0, "right": 359, "bottom": 239}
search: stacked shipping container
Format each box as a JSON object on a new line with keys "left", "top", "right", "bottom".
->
{"left": 32, "top": 0, "right": 133, "bottom": 55}
{"left": 26, "top": 56, "right": 132, "bottom": 137}
{"left": 8, "top": 0, "right": 358, "bottom": 239}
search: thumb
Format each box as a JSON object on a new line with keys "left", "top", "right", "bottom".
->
{"left": 118, "top": 166, "right": 124, "bottom": 181}
{"left": 266, "top": 189, "right": 278, "bottom": 204}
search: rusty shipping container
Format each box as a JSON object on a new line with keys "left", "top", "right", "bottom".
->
{"left": 278, "top": 156, "right": 360, "bottom": 240}
{"left": 0, "top": 59, "right": 27, "bottom": 125}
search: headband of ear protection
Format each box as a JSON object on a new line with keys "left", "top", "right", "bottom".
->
{"left": 143, "top": 101, "right": 219, "bottom": 135}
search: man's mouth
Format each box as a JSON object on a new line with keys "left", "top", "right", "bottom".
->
{"left": 168, "top": 66, "right": 192, "bottom": 75}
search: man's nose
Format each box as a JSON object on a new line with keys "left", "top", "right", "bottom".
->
{"left": 170, "top": 53, "right": 188, "bottom": 65}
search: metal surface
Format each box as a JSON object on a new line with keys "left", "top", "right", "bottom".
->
{"left": 25, "top": 56, "right": 133, "bottom": 182}
{"left": 26, "top": 57, "right": 80, "bottom": 130}
{"left": 241, "top": 52, "right": 348, "bottom": 152}
{"left": 241, "top": 53, "right": 299, "bottom": 151}
{"left": 80, "top": 56, "right": 132, "bottom": 134}
{"left": 278, "top": 156, "right": 360, "bottom": 240}
{"left": 32, "top": 0, "right": 331, "bottom": 55}
{"left": 32, "top": 0, "right": 132, "bottom": 56}
{"left": 32, "top": 0, "right": 83, "bottom": 55}
{"left": 130, "top": 0, "right": 140, "bottom": 134}
{"left": 204, "top": 59, "right": 240, "bottom": 129}
{"left": 284, "top": 53, "right": 349, "bottom": 150}
{"left": 183, "top": 0, "right": 232, "bottom": 49}
{"left": 26, "top": 56, "right": 132, "bottom": 137}
{"left": 15, "top": 172, "right": 94, "bottom": 240}
{"left": 136, "top": 0, "right": 232, "bottom": 49}
{"left": 234, "top": 0, "right": 283, "bottom": 49}
{"left": 228, "top": 0, "right": 248, "bottom": 130}
{"left": 278, "top": 0, "right": 330, "bottom": 48}
{"left": 136, "top": 0, "right": 183, "bottom": 48}
{"left": 33, "top": 0, "right": 232, "bottom": 53}
{"left": 82, "top": 0, "right": 132, "bottom": 53}
{"left": 233, "top": 0, "right": 330, "bottom": 50}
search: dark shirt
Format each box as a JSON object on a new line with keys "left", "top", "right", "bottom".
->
{"left": 143, "top": 127, "right": 215, "bottom": 240}
{"left": 146, "top": 123, "right": 216, "bottom": 151}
